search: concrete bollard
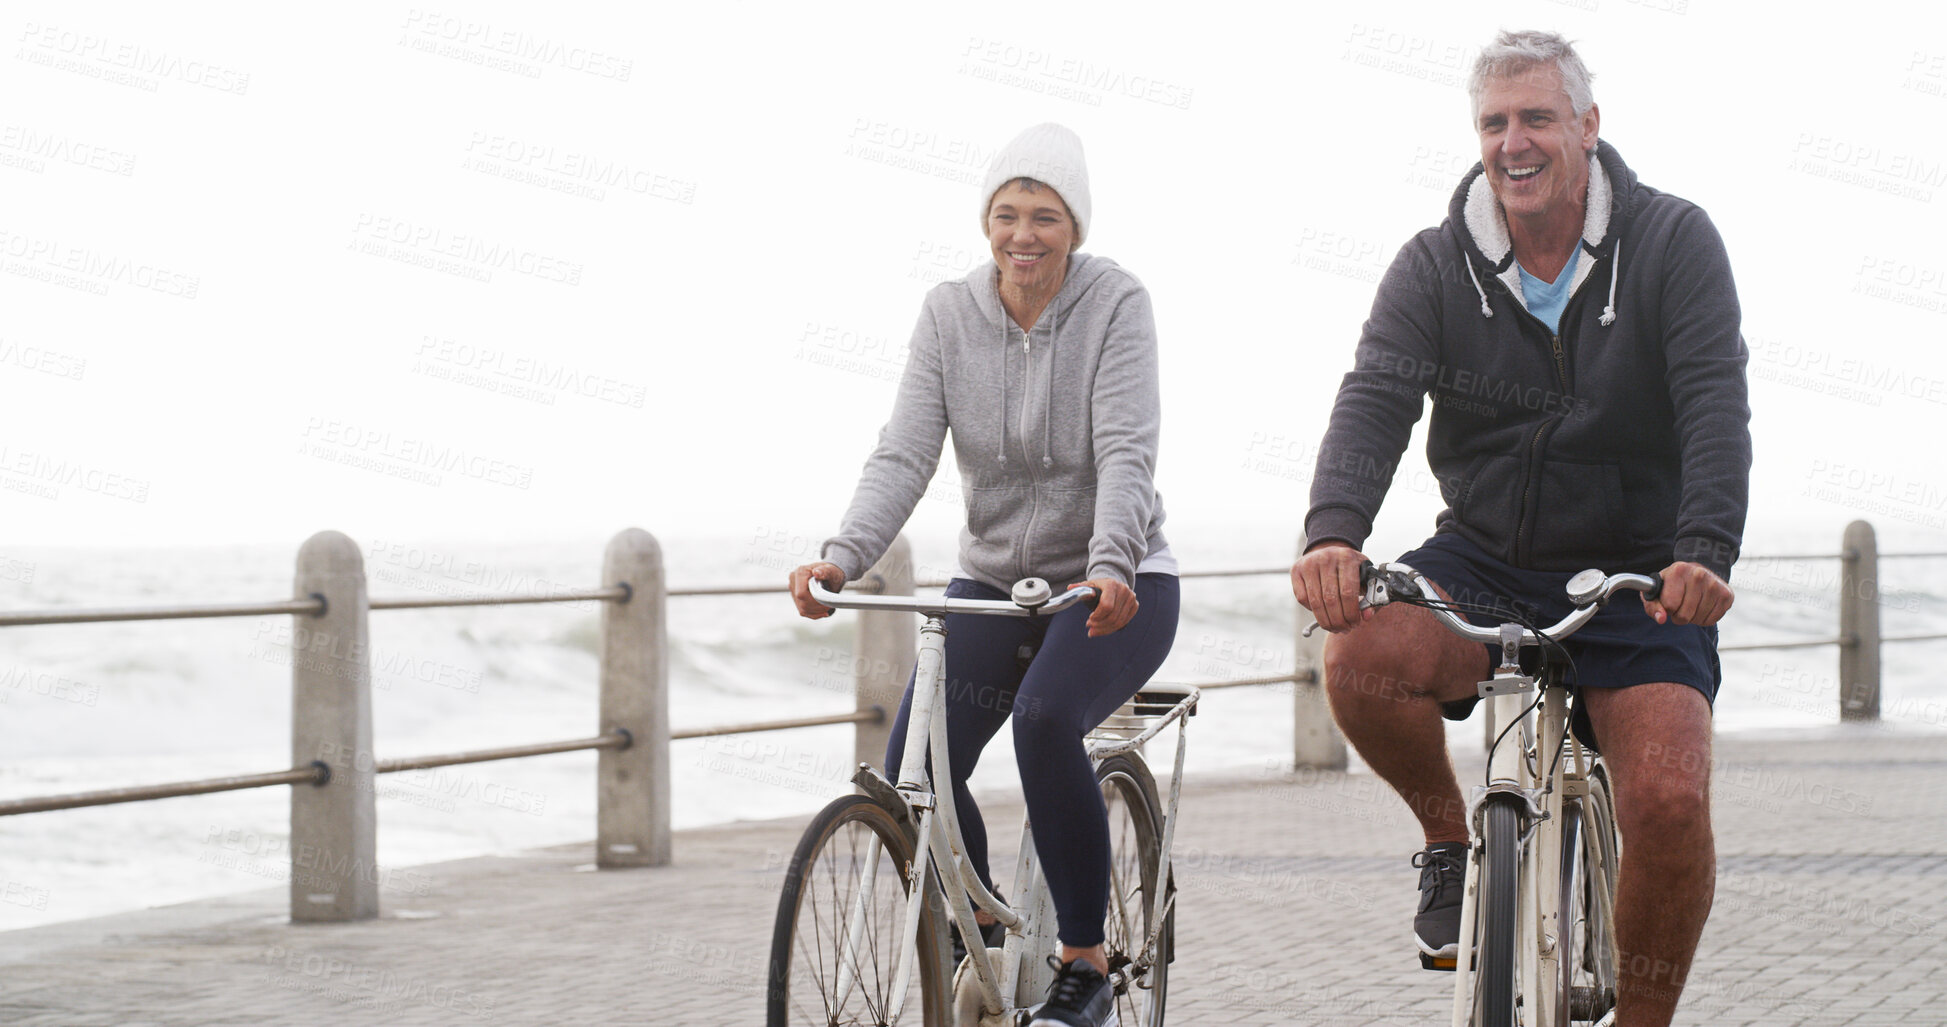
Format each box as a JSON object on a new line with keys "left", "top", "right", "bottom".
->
{"left": 853, "top": 536, "right": 916, "bottom": 772}
{"left": 290, "top": 530, "right": 377, "bottom": 922}
{"left": 1839, "top": 520, "right": 1880, "bottom": 721}
{"left": 1293, "top": 536, "right": 1348, "bottom": 770}
{"left": 598, "top": 528, "right": 669, "bottom": 867}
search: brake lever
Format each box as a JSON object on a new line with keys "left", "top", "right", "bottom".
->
{"left": 1303, "top": 562, "right": 1391, "bottom": 637}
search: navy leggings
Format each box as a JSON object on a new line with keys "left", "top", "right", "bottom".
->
{"left": 883, "top": 574, "right": 1179, "bottom": 948}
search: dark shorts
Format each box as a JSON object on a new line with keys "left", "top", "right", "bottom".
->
{"left": 1395, "top": 532, "right": 1720, "bottom": 748}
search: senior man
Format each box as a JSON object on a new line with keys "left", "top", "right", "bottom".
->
{"left": 1290, "top": 30, "right": 1749, "bottom": 1027}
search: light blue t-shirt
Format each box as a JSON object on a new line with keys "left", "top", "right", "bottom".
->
{"left": 1518, "top": 247, "right": 1581, "bottom": 334}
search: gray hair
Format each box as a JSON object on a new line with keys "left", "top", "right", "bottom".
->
{"left": 1467, "top": 30, "right": 1595, "bottom": 118}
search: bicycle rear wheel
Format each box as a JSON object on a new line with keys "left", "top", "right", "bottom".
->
{"left": 767, "top": 794, "right": 949, "bottom": 1026}
{"left": 1472, "top": 801, "right": 1522, "bottom": 1027}
{"left": 1097, "top": 753, "right": 1170, "bottom": 1027}
{"left": 1558, "top": 766, "right": 1620, "bottom": 1025}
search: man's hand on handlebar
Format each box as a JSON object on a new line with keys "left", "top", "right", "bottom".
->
{"left": 788, "top": 562, "right": 846, "bottom": 619}
{"left": 1290, "top": 541, "right": 1374, "bottom": 634}
{"left": 1645, "top": 561, "right": 1733, "bottom": 627}
{"left": 1069, "top": 577, "right": 1138, "bottom": 637}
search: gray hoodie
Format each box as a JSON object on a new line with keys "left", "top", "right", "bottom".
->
{"left": 822, "top": 253, "right": 1168, "bottom": 591}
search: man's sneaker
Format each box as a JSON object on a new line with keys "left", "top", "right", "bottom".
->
{"left": 1027, "top": 956, "right": 1118, "bottom": 1027}
{"left": 1413, "top": 841, "right": 1468, "bottom": 970}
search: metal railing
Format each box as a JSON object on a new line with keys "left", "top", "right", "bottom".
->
{"left": 1715, "top": 520, "right": 1946, "bottom": 719}
{"left": 1, "top": 519, "right": 1936, "bottom": 922}
{"left": 0, "top": 529, "right": 668, "bottom": 923}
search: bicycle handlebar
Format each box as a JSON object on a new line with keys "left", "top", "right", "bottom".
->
{"left": 1353, "top": 562, "right": 1662, "bottom": 648}
{"left": 807, "top": 578, "right": 1098, "bottom": 618}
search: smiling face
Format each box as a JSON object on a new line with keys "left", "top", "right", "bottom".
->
{"left": 985, "top": 180, "right": 1076, "bottom": 294}
{"left": 1474, "top": 64, "right": 1600, "bottom": 226}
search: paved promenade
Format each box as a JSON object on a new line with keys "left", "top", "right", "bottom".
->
{"left": 1, "top": 729, "right": 1941, "bottom": 1025}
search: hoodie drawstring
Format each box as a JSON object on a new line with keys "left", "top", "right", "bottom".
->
{"left": 1599, "top": 241, "right": 1620, "bottom": 327}
{"left": 1466, "top": 259, "right": 1494, "bottom": 318}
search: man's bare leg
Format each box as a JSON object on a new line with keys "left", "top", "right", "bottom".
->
{"left": 1320, "top": 593, "right": 1488, "bottom": 844}
{"left": 1579, "top": 683, "right": 1715, "bottom": 1027}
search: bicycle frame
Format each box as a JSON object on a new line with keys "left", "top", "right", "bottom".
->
{"left": 1309, "top": 562, "right": 1644, "bottom": 1027}
{"left": 838, "top": 595, "right": 1195, "bottom": 1023}
{"left": 1450, "top": 676, "right": 1610, "bottom": 1027}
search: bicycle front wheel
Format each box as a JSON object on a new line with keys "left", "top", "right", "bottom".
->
{"left": 1097, "top": 753, "right": 1170, "bottom": 1027}
{"left": 767, "top": 794, "right": 949, "bottom": 1026}
{"left": 1472, "top": 801, "right": 1522, "bottom": 1027}
{"left": 1558, "top": 766, "right": 1620, "bottom": 1025}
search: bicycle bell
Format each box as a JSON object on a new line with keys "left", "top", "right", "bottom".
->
{"left": 1011, "top": 577, "right": 1052, "bottom": 609}
{"left": 1565, "top": 568, "right": 1606, "bottom": 605}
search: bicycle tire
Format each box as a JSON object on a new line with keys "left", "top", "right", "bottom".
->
{"left": 767, "top": 794, "right": 949, "bottom": 1026}
{"left": 1473, "top": 801, "right": 1522, "bottom": 1027}
{"left": 1558, "top": 767, "right": 1620, "bottom": 1024}
{"left": 1096, "top": 753, "right": 1170, "bottom": 1027}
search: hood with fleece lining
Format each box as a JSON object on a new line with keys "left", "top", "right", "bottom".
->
{"left": 1451, "top": 139, "right": 1635, "bottom": 328}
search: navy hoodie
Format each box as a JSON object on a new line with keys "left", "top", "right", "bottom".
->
{"left": 1304, "top": 141, "right": 1751, "bottom": 582}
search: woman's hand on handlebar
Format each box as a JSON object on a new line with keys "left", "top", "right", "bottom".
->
{"left": 1645, "top": 561, "right": 1734, "bottom": 627}
{"left": 1290, "top": 541, "right": 1374, "bottom": 633}
{"left": 1069, "top": 577, "right": 1138, "bottom": 637}
{"left": 788, "top": 562, "right": 846, "bottom": 619}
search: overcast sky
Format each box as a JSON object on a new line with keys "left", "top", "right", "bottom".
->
{"left": 4, "top": 2, "right": 1944, "bottom": 566}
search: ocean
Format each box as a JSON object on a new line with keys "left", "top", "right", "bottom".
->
{"left": 2, "top": 527, "right": 1942, "bottom": 932}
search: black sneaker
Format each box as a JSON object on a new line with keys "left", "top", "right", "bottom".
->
{"left": 1028, "top": 957, "right": 1117, "bottom": 1027}
{"left": 1413, "top": 842, "right": 1468, "bottom": 969}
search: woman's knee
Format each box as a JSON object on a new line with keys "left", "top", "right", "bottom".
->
{"left": 1010, "top": 701, "right": 1079, "bottom": 759}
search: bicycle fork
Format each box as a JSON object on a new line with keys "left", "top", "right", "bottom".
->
{"left": 1448, "top": 687, "right": 1532, "bottom": 1026}
{"left": 1449, "top": 633, "right": 1569, "bottom": 1027}
{"left": 1447, "top": 693, "right": 1576, "bottom": 1026}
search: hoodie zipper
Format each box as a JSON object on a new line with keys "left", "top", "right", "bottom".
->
{"left": 1506, "top": 265, "right": 1595, "bottom": 563}
{"left": 1016, "top": 324, "right": 1040, "bottom": 582}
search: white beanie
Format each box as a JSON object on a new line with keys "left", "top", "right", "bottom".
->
{"left": 979, "top": 123, "right": 1091, "bottom": 246}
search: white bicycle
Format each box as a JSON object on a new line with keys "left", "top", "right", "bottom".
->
{"left": 766, "top": 578, "right": 1196, "bottom": 1026}
{"left": 1320, "top": 561, "right": 1658, "bottom": 1027}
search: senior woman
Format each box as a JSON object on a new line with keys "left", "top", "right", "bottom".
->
{"left": 788, "top": 122, "right": 1176, "bottom": 1027}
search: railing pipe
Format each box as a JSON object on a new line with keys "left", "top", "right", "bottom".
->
{"left": 0, "top": 766, "right": 326, "bottom": 816}
{"left": 1839, "top": 520, "right": 1881, "bottom": 721}
{"left": 289, "top": 530, "right": 378, "bottom": 922}
{"left": 376, "top": 733, "right": 630, "bottom": 775}
{"left": 0, "top": 598, "right": 324, "bottom": 627}
{"left": 597, "top": 528, "right": 668, "bottom": 868}
{"left": 1719, "top": 636, "right": 1850, "bottom": 652}
{"left": 370, "top": 587, "right": 626, "bottom": 610}
{"left": 674, "top": 709, "right": 883, "bottom": 741}
{"left": 1199, "top": 672, "right": 1308, "bottom": 690}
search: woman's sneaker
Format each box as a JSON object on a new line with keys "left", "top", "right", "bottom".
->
{"left": 1414, "top": 841, "right": 1468, "bottom": 969}
{"left": 1028, "top": 956, "right": 1117, "bottom": 1027}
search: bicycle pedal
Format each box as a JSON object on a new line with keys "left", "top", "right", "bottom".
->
{"left": 1420, "top": 952, "right": 1458, "bottom": 972}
